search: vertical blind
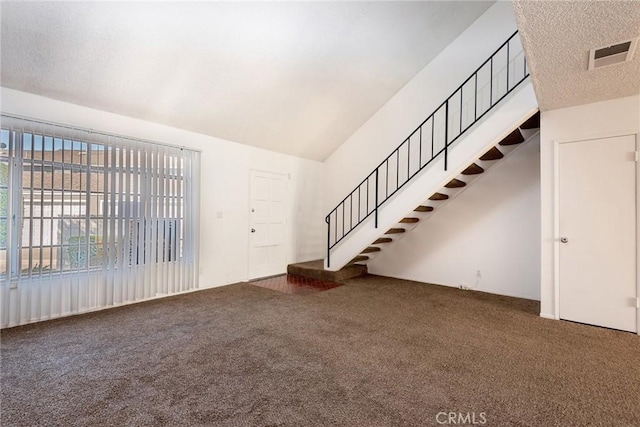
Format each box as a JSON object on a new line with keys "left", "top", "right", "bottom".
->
{"left": 0, "top": 114, "right": 200, "bottom": 328}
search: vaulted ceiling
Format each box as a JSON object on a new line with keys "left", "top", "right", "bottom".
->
{"left": 0, "top": 1, "right": 494, "bottom": 161}
{"left": 514, "top": 0, "right": 640, "bottom": 111}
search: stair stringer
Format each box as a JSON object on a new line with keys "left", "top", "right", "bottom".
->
{"left": 324, "top": 81, "right": 537, "bottom": 271}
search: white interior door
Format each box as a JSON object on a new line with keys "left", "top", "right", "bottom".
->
{"left": 249, "top": 170, "right": 288, "bottom": 280}
{"left": 559, "top": 135, "right": 637, "bottom": 333}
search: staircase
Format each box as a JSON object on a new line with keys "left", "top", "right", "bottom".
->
{"left": 288, "top": 31, "right": 539, "bottom": 281}
{"left": 342, "top": 111, "right": 539, "bottom": 268}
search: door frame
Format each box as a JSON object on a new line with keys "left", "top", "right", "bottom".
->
{"left": 247, "top": 169, "right": 290, "bottom": 281}
{"left": 553, "top": 132, "right": 639, "bottom": 335}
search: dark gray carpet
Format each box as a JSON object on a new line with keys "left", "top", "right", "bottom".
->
{"left": 2, "top": 275, "right": 639, "bottom": 426}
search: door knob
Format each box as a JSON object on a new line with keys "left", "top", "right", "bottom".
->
{"left": 251, "top": 228, "right": 255, "bottom": 233}
{"left": 560, "top": 237, "right": 568, "bottom": 243}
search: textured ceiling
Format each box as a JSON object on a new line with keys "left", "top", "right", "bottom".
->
{"left": 513, "top": 0, "right": 640, "bottom": 111}
{"left": 0, "top": 1, "right": 493, "bottom": 161}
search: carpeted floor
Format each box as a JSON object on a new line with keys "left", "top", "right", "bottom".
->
{"left": 1, "top": 275, "right": 639, "bottom": 426}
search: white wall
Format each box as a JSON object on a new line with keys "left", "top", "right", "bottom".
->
{"left": 0, "top": 87, "right": 325, "bottom": 291}
{"left": 539, "top": 95, "right": 640, "bottom": 318}
{"left": 368, "top": 134, "right": 541, "bottom": 300}
{"left": 323, "top": 2, "right": 518, "bottom": 214}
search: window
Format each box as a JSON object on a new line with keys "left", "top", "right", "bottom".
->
{"left": 0, "top": 115, "right": 200, "bottom": 326}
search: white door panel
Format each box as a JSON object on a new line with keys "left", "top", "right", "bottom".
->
{"left": 270, "top": 179, "right": 287, "bottom": 201}
{"left": 249, "top": 171, "right": 288, "bottom": 279}
{"left": 559, "top": 135, "right": 637, "bottom": 333}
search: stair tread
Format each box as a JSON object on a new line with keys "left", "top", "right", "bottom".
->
{"left": 400, "top": 217, "right": 419, "bottom": 223}
{"left": 414, "top": 205, "right": 434, "bottom": 212}
{"left": 361, "top": 246, "right": 381, "bottom": 254}
{"left": 499, "top": 129, "right": 525, "bottom": 146}
{"left": 445, "top": 178, "right": 466, "bottom": 188}
{"left": 349, "top": 255, "right": 369, "bottom": 264}
{"left": 373, "top": 237, "right": 393, "bottom": 244}
{"left": 520, "top": 111, "right": 540, "bottom": 130}
{"left": 479, "top": 146, "right": 504, "bottom": 161}
{"left": 462, "top": 163, "right": 484, "bottom": 175}
{"left": 429, "top": 192, "right": 449, "bottom": 201}
{"left": 386, "top": 228, "right": 406, "bottom": 234}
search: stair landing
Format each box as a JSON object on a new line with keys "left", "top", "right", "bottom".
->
{"left": 287, "top": 259, "right": 367, "bottom": 282}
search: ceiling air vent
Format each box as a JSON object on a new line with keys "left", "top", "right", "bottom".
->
{"left": 588, "top": 39, "right": 637, "bottom": 70}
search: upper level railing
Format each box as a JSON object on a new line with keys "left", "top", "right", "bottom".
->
{"left": 325, "top": 30, "right": 530, "bottom": 267}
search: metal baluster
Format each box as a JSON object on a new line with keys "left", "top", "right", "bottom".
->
{"left": 385, "top": 161, "right": 389, "bottom": 198}
{"left": 407, "top": 139, "right": 410, "bottom": 181}
{"left": 396, "top": 149, "right": 399, "bottom": 191}
{"left": 490, "top": 56, "right": 493, "bottom": 106}
{"left": 444, "top": 101, "right": 449, "bottom": 171}
{"left": 366, "top": 177, "right": 369, "bottom": 215}
{"left": 342, "top": 203, "right": 345, "bottom": 239}
{"left": 357, "top": 186, "right": 361, "bottom": 222}
{"left": 431, "top": 117, "right": 435, "bottom": 160}
{"left": 349, "top": 193, "right": 353, "bottom": 230}
{"left": 419, "top": 126, "right": 422, "bottom": 168}
{"left": 474, "top": 73, "right": 478, "bottom": 120}
{"left": 326, "top": 217, "right": 330, "bottom": 268}
{"left": 459, "top": 89, "right": 463, "bottom": 136}
{"left": 333, "top": 209, "right": 340, "bottom": 245}
{"left": 374, "top": 169, "right": 379, "bottom": 229}
{"left": 506, "top": 40, "right": 510, "bottom": 92}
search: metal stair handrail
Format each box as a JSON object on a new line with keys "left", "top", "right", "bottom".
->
{"left": 325, "top": 30, "right": 530, "bottom": 267}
